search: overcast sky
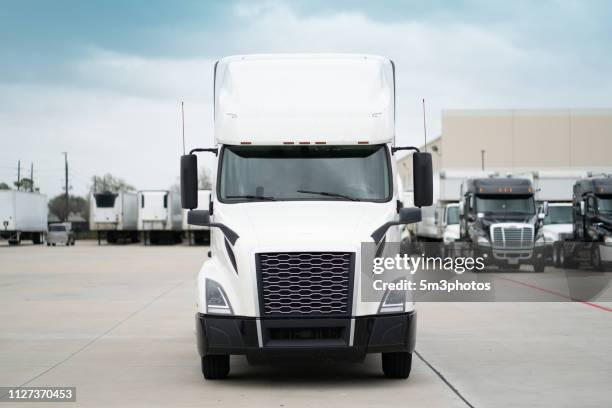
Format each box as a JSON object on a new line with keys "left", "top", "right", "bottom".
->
{"left": 1, "top": 0, "right": 611, "bottom": 198}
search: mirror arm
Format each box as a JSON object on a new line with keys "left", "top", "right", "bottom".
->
{"left": 190, "top": 147, "right": 218, "bottom": 156}
{"left": 371, "top": 208, "right": 422, "bottom": 244}
{"left": 371, "top": 222, "right": 397, "bottom": 244}
{"left": 391, "top": 146, "right": 420, "bottom": 155}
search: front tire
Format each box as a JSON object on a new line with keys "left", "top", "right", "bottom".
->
{"left": 201, "top": 355, "right": 230, "bottom": 380}
{"left": 591, "top": 244, "right": 604, "bottom": 271}
{"left": 382, "top": 352, "right": 412, "bottom": 379}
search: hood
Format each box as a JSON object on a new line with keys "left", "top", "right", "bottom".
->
{"left": 541, "top": 224, "right": 572, "bottom": 236}
{"left": 216, "top": 201, "right": 395, "bottom": 249}
{"left": 478, "top": 213, "right": 536, "bottom": 232}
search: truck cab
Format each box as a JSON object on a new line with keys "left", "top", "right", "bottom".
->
{"left": 179, "top": 54, "right": 432, "bottom": 380}
{"left": 538, "top": 202, "right": 573, "bottom": 266}
{"left": 442, "top": 203, "right": 460, "bottom": 255}
{"left": 458, "top": 177, "right": 546, "bottom": 271}
{"left": 558, "top": 177, "right": 612, "bottom": 270}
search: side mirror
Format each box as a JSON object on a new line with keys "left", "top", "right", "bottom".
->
{"left": 537, "top": 212, "right": 545, "bottom": 221}
{"left": 580, "top": 201, "right": 585, "bottom": 216}
{"left": 398, "top": 207, "right": 422, "bottom": 224}
{"left": 412, "top": 152, "right": 433, "bottom": 207}
{"left": 188, "top": 210, "right": 210, "bottom": 226}
{"left": 542, "top": 201, "right": 549, "bottom": 216}
{"left": 180, "top": 155, "right": 198, "bottom": 209}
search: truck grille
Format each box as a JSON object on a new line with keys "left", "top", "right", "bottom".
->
{"left": 491, "top": 226, "right": 534, "bottom": 249}
{"left": 257, "top": 252, "right": 354, "bottom": 317}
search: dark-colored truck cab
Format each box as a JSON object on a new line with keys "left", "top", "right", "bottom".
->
{"left": 458, "top": 177, "right": 546, "bottom": 271}
{"left": 557, "top": 177, "right": 612, "bottom": 270}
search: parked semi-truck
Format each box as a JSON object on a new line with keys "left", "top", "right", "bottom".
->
{"left": 137, "top": 190, "right": 183, "bottom": 244}
{"left": 178, "top": 54, "right": 432, "bottom": 380}
{"left": 556, "top": 176, "right": 612, "bottom": 270}
{"left": 539, "top": 202, "right": 573, "bottom": 266}
{"left": 182, "top": 190, "right": 211, "bottom": 245}
{"left": 0, "top": 190, "right": 47, "bottom": 245}
{"left": 90, "top": 190, "right": 139, "bottom": 244}
{"left": 457, "top": 177, "right": 546, "bottom": 271}
{"left": 410, "top": 171, "right": 490, "bottom": 254}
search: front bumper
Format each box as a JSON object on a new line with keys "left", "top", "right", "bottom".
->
{"left": 196, "top": 312, "right": 416, "bottom": 361}
{"left": 477, "top": 245, "right": 544, "bottom": 265}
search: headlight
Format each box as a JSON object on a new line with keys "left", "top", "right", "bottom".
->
{"left": 378, "top": 284, "right": 406, "bottom": 314}
{"left": 206, "top": 279, "right": 233, "bottom": 315}
{"left": 477, "top": 236, "right": 490, "bottom": 246}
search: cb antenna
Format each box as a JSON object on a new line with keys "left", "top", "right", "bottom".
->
{"left": 422, "top": 98, "right": 427, "bottom": 152}
{"left": 181, "top": 101, "right": 186, "bottom": 155}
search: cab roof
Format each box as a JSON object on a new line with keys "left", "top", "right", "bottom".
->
{"left": 214, "top": 54, "right": 395, "bottom": 146}
{"left": 464, "top": 177, "right": 534, "bottom": 195}
{"left": 574, "top": 177, "right": 612, "bottom": 196}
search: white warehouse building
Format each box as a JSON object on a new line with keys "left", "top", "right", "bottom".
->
{"left": 398, "top": 108, "right": 612, "bottom": 201}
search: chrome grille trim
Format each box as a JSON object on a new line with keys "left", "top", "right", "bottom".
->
{"left": 491, "top": 225, "right": 534, "bottom": 249}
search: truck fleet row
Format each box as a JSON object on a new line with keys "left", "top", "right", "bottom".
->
{"left": 0, "top": 189, "right": 212, "bottom": 245}
{"left": 405, "top": 171, "right": 611, "bottom": 271}
{"left": 90, "top": 189, "right": 211, "bottom": 245}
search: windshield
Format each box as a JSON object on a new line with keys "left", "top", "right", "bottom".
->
{"left": 598, "top": 197, "right": 612, "bottom": 214}
{"left": 49, "top": 225, "right": 66, "bottom": 232}
{"left": 544, "top": 206, "right": 573, "bottom": 225}
{"left": 219, "top": 145, "right": 391, "bottom": 202}
{"left": 446, "top": 206, "right": 459, "bottom": 224}
{"left": 475, "top": 196, "right": 535, "bottom": 215}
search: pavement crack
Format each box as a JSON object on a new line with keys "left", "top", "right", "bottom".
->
{"left": 16, "top": 280, "right": 187, "bottom": 388}
{"left": 415, "top": 350, "right": 475, "bottom": 408}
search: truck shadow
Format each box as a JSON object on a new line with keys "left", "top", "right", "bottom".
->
{"left": 225, "top": 355, "right": 393, "bottom": 384}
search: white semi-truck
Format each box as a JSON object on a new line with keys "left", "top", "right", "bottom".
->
{"left": 0, "top": 190, "right": 47, "bottom": 245}
{"left": 178, "top": 54, "right": 432, "bottom": 380}
{"left": 182, "top": 190, "right": 211, "bottom": 245}
{"left": 532, "top": 170, "right": 586, "bottom": 265}
{"left": 90, "top": 191, "right": 139, "bottom": 244}
{"left": 137, "top": 190, "right": 183, "bottom": 244}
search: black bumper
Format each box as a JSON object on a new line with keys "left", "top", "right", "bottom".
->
{"left": 196, "top": 312, "right": 416, "bottom": 361}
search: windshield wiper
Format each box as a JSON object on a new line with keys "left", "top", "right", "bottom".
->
{"left": 226, "top": 195, "right": 276, "bottom": 201}
{"left": 297, "top": 190, "right": 360, "bottom": 201}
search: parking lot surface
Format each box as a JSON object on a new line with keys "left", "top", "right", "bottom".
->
{"left": 1, "top": 242, "right": 611, "bottom": 407}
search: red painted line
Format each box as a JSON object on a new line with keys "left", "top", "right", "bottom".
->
{"left": 497, "top": 276, "right": 612, "bottom": 313}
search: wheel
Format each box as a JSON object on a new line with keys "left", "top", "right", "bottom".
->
{"left": 591, "top": 244, "right": 604, "bottom": 271}
{"left": 201, "top": 355, "right": 230, "bottom": 380}
{"left": 47, "top": 242, "right": 50, "bottom": 246}
{"left": 552, "top": 244, "right": 560, "bottom": 268}
{"left": 533, "top": 259, "right": 546, "bottom": 272}
{"left": 52, "top": 243, "right": 56, "bottom": 246}
{"left": 561, "top": 246, "right": 577, "bottom": 269}
{"left": 382, "top": 352, "right": 412, "bottom": 379}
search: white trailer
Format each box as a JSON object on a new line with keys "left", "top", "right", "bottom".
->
{"left": 533, "top": 170, "right": 587, "bottom": 203}
{"left": 182, "top": 189, "right": 211, "bottom": 245}
{"left": 90, "top": 191, "right": 139, "bottom": 244}
{"left": 0, "top": 190, "right": 47, "bottom": 245}
{"left": 177, "top": 54, "right": 433, "bottom": 380}
{"left": 137, "top": 190, "right": 183, "bottom": 244}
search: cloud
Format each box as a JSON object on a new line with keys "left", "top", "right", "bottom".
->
{"left": 1, "top": 1, "right": 612, "bottom": 196}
